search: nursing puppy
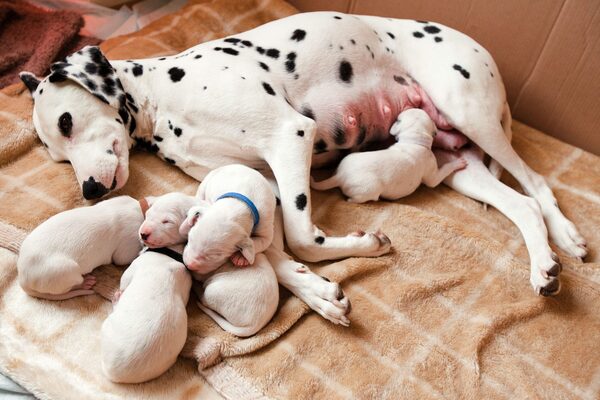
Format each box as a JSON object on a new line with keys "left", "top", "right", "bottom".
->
{"left": 311, "top": 109, "right": 468, "bottom": 203}
{"left": 17, "top": 196, "right": 145, "bottom": 300}
{"left": 101, "top": 248, "right": 191, "bottom": 383}
{"left": 143, "top": 192, "right": 279, "bottom": 337}
{"left": 180, "top": 164, "right": 276, "bottom": 273}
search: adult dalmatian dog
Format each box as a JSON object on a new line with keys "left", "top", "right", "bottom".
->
{"left": 20, "top": 12, "right": 587, "bottom": 315}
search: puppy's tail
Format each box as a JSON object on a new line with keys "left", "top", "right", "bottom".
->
{"left": 310, "top": 175, "right": 339, "bottom": 191}
{"left": 196, "top": 302, "right": 261, "bottom": 337}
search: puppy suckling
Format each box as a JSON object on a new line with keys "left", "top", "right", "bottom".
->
{"left": 180, "top": 164, "right": 276, "bottom": 273}
{"left": 101, "top": 248, "right": 191, "bottom": 383}
{"left": 311, "top": 109, "right": 468, "bottom": 203}
{"left": 17, "top": 195, "right": 145, "bottom": 300}
{"left": 142, "top": 189, "right": 279, "bottom": 337}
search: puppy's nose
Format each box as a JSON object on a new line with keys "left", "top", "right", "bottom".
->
{"left": 140, "top": 232, "right": 150, "bottom": 240}
{"left": 82, "top": 177, "right": 108, "bottom": 199}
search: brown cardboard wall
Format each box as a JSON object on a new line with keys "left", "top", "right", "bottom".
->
{"left": 287, "top": 0, "right": 600, "bottom": 155}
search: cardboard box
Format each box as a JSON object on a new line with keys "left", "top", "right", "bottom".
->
{"left": 289, "top": 0, "right": 600, "bottom": 155}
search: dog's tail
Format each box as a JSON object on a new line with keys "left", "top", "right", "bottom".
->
{"left": 488, "top": 102, "right": 513, "bottom": 180}
{"left": 310, "top": 175, "right": 339, "bottom": 191}
{"left": 196, "top": 302, "right": 261, "bottom": 338}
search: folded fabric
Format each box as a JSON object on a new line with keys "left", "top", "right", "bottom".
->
{"left": 0, "top": 0, "right": 100, "bottom": 89}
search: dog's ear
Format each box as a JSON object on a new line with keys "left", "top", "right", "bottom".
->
{"left": 179, "top": 205, "right": 206, "bottom": 237}
{"left": 19, "top": 72, "right": 40, "bottom": 94}
{"left": 237, "top": 237, "right": 255, "bottom": 265}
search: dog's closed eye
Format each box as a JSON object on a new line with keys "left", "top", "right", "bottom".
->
{"left": 58, "top": 112, "right": 73, "bottom": 137}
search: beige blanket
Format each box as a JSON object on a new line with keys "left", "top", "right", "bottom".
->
{"left": 1, "top": 1, "right": 600, "bottom": 399}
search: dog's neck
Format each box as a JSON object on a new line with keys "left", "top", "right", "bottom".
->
{"left": 112, "top": 60, "right": 157, "bottom": 144}
{"left": 211, "top": 198, "right": 255, "bottom": 235}
{"left": 394, "top": 132, "right": 433, "bottom": 148}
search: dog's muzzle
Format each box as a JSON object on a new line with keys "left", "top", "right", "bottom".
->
{"left": 82, "top": 176, "right": 109, "bottom": 199}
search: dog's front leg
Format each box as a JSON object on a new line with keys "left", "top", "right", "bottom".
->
{"left": 264, "top": 118, "right": 391, "bottom": 262}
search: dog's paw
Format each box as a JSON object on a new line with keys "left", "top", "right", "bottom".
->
{"left": 361, "top": 230, "right": 392, "bottom": 256}
{"left": 547, "top": 216, "right": 587, "bottom": 259}
{"left": 230, "top": 252, "right": 250, "bottom": 267}
{"left": 297, "top": 274, "right": 351, "bottom": 326}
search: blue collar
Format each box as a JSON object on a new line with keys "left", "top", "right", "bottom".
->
{"left": 216, "top": 192, "right": 260, "bottom": 233}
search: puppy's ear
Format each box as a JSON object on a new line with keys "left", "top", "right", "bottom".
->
{"left": 19, "top": 72, "right": 40, "bottom": 94}
{"left": 178, "top": 205, "right": 205, "bottom": 236}
{"left": 145, "top": 196, "right": 157, "bottom": 207}
{"left": 237, "top": 237, "right": 255, "bottom": 265}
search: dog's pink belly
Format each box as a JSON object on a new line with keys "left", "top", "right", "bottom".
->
{"left": 312, "top": 81, "right": 467, "bottom": 154}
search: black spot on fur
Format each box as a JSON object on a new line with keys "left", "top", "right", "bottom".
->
{"left": 266, "top": 48, "right": 280, "bottom": 59}
{"left": 315, "top": 236, "right": 325, "bottom": 244}
{"left": 153, "top": 135, "right": 163, "bottom": 141}
{"left": 119, "top": 108, "right": 129, "bottom": 124}
{"left": 295, "top": 193, "right": 307, "bottom": 211}
{"left": 296, "top": 130, "right": 304, "bottom": 137}
{"left": 416, "top": 20, "right": 428, "bottom": 24}
{"left": 48, "top": 71, "right": 67, "bottom": 83}
{"left": 301, "top": 105, "right": 315, "bottom": 121}
{"left": 339, "top": 60, "right": 353, "bottom": 83}
{"left": 393, "top": 75, "right": 408, "bottom": 85}
{"left": 158, "top": 57, "right": 166, "bottom": 60}
{"left": 333, "top": 16, "right": 342, "bottom": 20}
{"left": 333, "top": 124, "right": 346, "bottom": 145}
{"left": 168, "top": 67, "right": 185, "bottom": 82}
{"left": 365, "top": 44, "right": 374, "bottom": 59}
{"left": 256, "top": 46, "right": 265, "bottom": 55}
{"left": 242, "top": 40, "right": 253, "bottom": 47}
{"left": 474, "top": 48, "right": 479, "bottom": 53}
{"left": 85, "top": 63, "right": 98, "bottom": 74}
{"left": 174, "top": 127, "right": 182, "bottom": 137}
{"left": 350, "top": 39, "right": 356, "bottom": 45}
{"left": 224, "top": 38, "right": 241, "bottom": 44}
{"left": 102, "top": 82, "right": 115, "bottom": 96}
{"left": 386, "top": 32, "right": 395, "bottom": 39}
{"left": 129, "top": 116, "right": 136, "bottom": 134}
{"left": 194, "top": 54, "right": 202, "bottom": 59}
{"left": 434, "top": 36, "right": 443, "bottom": 42}
{"left": 285, "top": 52, "right": 297, "bottom": 73}
{"left": 58, "top": 112, "right": 72, "bottom": 137}
{"left": 259, "top": 62, "right": 269, "bottom": 71}
{"left": 291, "top": 29, "right": 306, "bottom": 41}
{"left": 262, "top": 82, "right": 276, "bottom": 96}
{"left": 135, "top": 138, "right": 158, "bottom": 153}
{"left": 423, "top": 25, "right": 441, "bottom": 34}
{"left": 453, "top": 64, "right": 470, "bottom": 79}
{"left": 165, "top": 157, "right": 176, "bottom": 164}
{"left": 94, "top": 93, "right": 109, "bottom": 104}
{"left": 132, "top": 64, "right": 143, "bottom": 76}
{"left": 221, "top": 47, "right": 239, "bottom": 56}
{"left": 314, "top": 139, "right": 327, "bottom": 153}
{"left": 413, "top": 31, "right": 424, "bottom": 38}
{"left": 84, "top": 79, "right": 97, "bottom": 91}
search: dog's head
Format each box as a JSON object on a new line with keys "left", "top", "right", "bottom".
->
{"left": 180, "top": 204, "right": 255, "bottom": 273}
{"left": 390, "top": 108, "right": 436, "bottom": 139}
{"left": 139, "top": 193, "right": 198, "bottom": 248}
{"left": 20, "top": 46, "right": 137, "bottom": 199}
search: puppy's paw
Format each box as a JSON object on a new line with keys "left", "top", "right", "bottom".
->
{"left": 297, "top": 274, "right": 351, "bottom": 326}
{"left": 230, "top": 251, "right": 250, "bottom": 267}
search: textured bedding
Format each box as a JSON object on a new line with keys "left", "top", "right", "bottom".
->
{"left": 1, "top": 0, "right": 600, "bottom": 399}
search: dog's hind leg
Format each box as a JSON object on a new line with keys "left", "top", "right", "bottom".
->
{"left": 264, "top": 115, "right": 391, "bottom": 262}
{"left": 437, "top": 147, "right": 561, "bottom": 295}
{"left": 459, "top": 116, "right": 587, "bottom": 261}
{"left": 487, "top": 102, "right": 512, "bottom": 180}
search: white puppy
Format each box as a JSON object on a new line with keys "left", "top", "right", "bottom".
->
{"left": 17, "top": 195, "right": 146, "bottom": 300}
{"left": 311, "top": 109, "right": 468, "bottom": 203}
{"left": 143, "top": 192, "right": 279, "bottom": 337}
{"left": 192, "top": 254, "right": 279, "bottom": 337}
{"left": 138, "top": 192, "right": 197, "bottom": 248}
{"left": 101, "top": 248, "right": 191, "bottom": 383}
{"left": 180, "top": 164, "right": 276, "bottom": 273}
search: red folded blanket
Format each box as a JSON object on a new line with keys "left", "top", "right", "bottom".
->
{"left": 0, "top": 0, "right": 100, "bottom": 89}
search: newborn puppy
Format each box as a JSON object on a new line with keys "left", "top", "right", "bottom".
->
{"left": 180, "top": 164, "right": 276, "bottom": 273}
{"left": 143, "top": 194, "right": 279, "bottom": 337}
{"left": 17, "top": 196, "right": 146, "bottom": 300}
{"left": 311, "top": 109, "right": 468, "bottom": 203}
{"left": 138, "top": 192, "right": 197, "bottom": 248}
{"left": 101, "top": 248, "right": 191, "bottom": 383}
{"left": 192, "top": 253, "right": 279, "bottom": 337}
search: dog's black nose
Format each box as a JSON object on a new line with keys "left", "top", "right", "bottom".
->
{"left": 140, "top": 233, "right": 149, "bottom": 240}
{"left": 82, "top": 177, "right": 109, "bottom": 200}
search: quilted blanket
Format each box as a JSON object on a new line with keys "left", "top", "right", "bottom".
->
{"left": 1, "top": 1, "right": 599, "bottom": 399}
